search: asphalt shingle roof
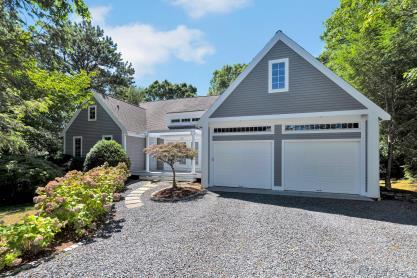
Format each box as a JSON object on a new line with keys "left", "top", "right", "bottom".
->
{"left": 139, "top": 96, "right": 218, "bottom": 131}
{"left": 98, "top": 94, "right": 218, "bottom": 133}
{"left": 97, "top": 94, "right": 147, "bottom": 134}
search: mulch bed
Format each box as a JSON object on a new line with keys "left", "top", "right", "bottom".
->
{"left": 151, "top": 184, "right": 206, "bottom": 202}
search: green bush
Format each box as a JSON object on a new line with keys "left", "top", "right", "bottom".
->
{"left": 0, "top": 215, "right": 62, "bottom": 270}
{"left": 83, "top": 140, "right": 130, "bottom": 171}
{"left": 34, "top": 163, "right": 129, "bottom": 235}
{"left": 0, "top": 156, "right": 63, "bottom": 205}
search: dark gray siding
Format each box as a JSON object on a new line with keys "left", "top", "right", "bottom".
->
{"left": 212, "top": 125, "right": 361, "bottom": 186}
{"left": 65, "top": 100, "right": 122, "bottom": 156}
{"left": 211, "top": 41, "right": 365, "bottom": 118}
{"left": 126, "top": 136, "right": 145, "bottom": 173}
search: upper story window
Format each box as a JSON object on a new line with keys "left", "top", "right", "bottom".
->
{"left": 88, "top": 105, "right": 97, "bottom": 121}
{"left": 269, "top": 58, "right": 289, "bottom": 93}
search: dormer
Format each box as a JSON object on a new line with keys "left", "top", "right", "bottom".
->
{"left": 166, "top": 110, "right": 205, "bottom": 129}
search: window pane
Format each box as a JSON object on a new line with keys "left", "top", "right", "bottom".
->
{"left": 272, "top": 63, "right": 279, "bottom": 70}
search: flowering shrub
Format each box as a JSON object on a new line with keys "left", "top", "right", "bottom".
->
{"left": 0, "top": 163, "right": 129, "bottom": 271}
{"left": 34, "top": 163, "right": 129, "bottom": 236}
{"left": 0, "top": 215, "right": 62, "bottom": 270}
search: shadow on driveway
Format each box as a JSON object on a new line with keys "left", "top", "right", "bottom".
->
{"left": 213, "top": 191, "right": 417, "bottom": 226}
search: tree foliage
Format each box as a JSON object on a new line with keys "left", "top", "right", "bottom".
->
{"left": 144, "top": 143, "right": 197, "bottom": 188}
{"left": 321, "top": 0, "right": 417, "bottom": 186}
{"left": 208, "top": 63, "right": 247, "bottom": 96}
{"left": 38, "top": 21, "right": 135, "bottom": 94}
{"left": 0, "top": 1, "right": 92, "bottom": 156}
{"left": 143, "top": 80, "right": 197, "bottom": 101}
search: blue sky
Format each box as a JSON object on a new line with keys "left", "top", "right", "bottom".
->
{"left": 85, "top": 0, "right": 340, "bottom": 95}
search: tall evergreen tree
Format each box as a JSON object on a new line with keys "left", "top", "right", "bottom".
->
{"left": 38, "top": 21, "right": 135, "bottom": 94}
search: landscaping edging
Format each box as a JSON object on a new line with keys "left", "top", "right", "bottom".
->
{"left": 150, "top": 188, "right": 207, "bottom": 202}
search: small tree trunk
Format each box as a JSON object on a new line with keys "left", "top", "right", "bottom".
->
{"left": 385, "top": 122, "right": 394, "bottom": 190}
{"left": 170, "top": 164, "right": 177, "bottom": 189}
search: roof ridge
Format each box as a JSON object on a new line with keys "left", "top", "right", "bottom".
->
{"left": 140, "top": 95, "right": 218, "bottom": 105}
{"left": 98, "top": 93, "right": 146, "bottom": 111}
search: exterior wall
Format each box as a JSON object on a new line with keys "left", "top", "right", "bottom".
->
{"left": 65, "top": 100, "right": 122, "bottom": 157}
{"left": 212, "top": 125, "right": 362, "bottom": 187}
{"left": 211, "top": 40, "right": 365, "bottom": 118}
{"left": 126, "top": 136, "right": 145, "bottom": 174}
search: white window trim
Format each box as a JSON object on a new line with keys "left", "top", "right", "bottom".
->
{"left": 282, "top": 123, "right": 360, "bottom": 134}
{"left": 88, "top": 105, "right": 97, "bottom": 121}
{"left": 213, "top": 126, "right": 274, "bottom": 136}
{"left": 73, "top": 136, "right": 83, "bottom": 157}
{"left": 102, "top": 135, "right": 113, "bottom": 140}
{"left": 269, "top": 58, "right": 289, "bottom": 93}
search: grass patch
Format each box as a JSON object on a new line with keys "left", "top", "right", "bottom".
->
{"left": 0, "top": 203, "right": 38, "bottom": 225}
{"left": 380, "top": 179, "right": 417, "bottom": 193}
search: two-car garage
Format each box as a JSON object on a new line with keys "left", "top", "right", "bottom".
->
{"left": 211, "top": 139, "right": 362, "bottom": 195}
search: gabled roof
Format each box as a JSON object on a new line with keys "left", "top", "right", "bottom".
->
{"left": 140, "top": 96, "right": 218, "bottom": 131}
{"left": 201, "top": 31, "right": 391, "bottom": 122}
{"left": 95, "top": 93, "right": 147, "bottom": 134}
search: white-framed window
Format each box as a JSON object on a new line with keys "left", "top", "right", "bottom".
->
{"left": 102, "top": 135, "right": 113, "bottom": 140}
{"left": 88, "top": 105, "right": 97, "bottom": 121}
{"left": 283, "top": 122, "right": 360, "bottom": 134}
{"left": 213, "top": 126, "right": 273, "bottom": 135}
{"left": 269, "top": 58, "right": 289, "bottom": 93}
{"left": 73, "top": 136, "right": 82, "bottom": 158}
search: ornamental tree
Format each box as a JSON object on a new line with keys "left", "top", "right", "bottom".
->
{"left": 144, "top": 143, "right": 197, "bottom": 189}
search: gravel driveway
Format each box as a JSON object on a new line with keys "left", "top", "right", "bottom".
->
{"left": 13, "top": 182, "right": 417, "bottom": 277}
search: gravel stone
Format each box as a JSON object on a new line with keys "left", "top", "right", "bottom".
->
{"left": 13, "top": 181, "right": 417, "bottom": 277}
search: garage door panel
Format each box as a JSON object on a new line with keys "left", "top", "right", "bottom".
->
{"left": 213, "top": 141, "right": 272, "bottom": 189}
{"left": 283, "top": 140, "right": 360, "bottom": 194}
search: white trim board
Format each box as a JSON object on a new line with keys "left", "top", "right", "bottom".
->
{"left": 200, "top": 31, "right": 390, "bottom": 123}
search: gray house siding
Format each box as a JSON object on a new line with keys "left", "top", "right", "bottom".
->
{"left": 126, "top": 136, "right": 145, "bottom": 174}
{"left": 212, "top": 125, "right": 361, "bottom": 187}
{"left": 65, "top": 100, "right": 122, "bottom": 156}
{"left": 211, "top": 40, "right": 365, "bottom": 118}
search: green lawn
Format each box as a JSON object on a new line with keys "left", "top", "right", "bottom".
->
{"left": 380, "top": 179, "right": 417, "bottom": 193}
{"left": 0, "top": 203, "right": 38, "bottom": 225}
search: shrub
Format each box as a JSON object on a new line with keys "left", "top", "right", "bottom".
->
{"left": 0, "top": 156, "right": 63, "bottom": 205}
{"left": 83, "top": 140, "right": 130, "bottom": 171}
{"left": 34, "top": 163, "right": 129, "bottom": 235}
{"left": 0, "top": 215, "right": 62, "bottom": 270}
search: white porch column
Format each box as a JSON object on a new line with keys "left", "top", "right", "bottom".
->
{"left": 367, "top": 114, "right": 380, "bottom": 199}
{"left": 145, "top": 133, "right": 150, "bottom": 172}
{"left": 191, "top": 130, "right": 196, "bottom": 174}
{"left": 201, "top": 123, "right": 209, "bottom": 187}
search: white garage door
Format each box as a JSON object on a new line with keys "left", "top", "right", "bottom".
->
{"left": 212, "top": 141, "right": 273, "bottom": 189}
{"left": 282, "top": 140, "right": 360, "bottom": 194}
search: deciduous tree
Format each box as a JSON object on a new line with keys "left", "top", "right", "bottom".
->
{"left": 321, "top": 0, "right": 417, "bottom": 187}
{"left": 208, "top": 63, "right": 247, "bottom": 96}
{"left": 144, "top": 143, "right": 197, "bottom": 189}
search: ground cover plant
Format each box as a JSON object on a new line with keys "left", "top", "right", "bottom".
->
{"left": 0, "top": 163, "right": 129, "bottom": 271}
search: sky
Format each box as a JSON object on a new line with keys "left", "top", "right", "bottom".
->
{"left": 84, "top": 0, "right": 340, "bottom": 96}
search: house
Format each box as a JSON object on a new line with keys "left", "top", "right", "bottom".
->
{"left": 63, "top": 93, "right": 218, "bottom": 177}
{"left": 63, "top": 30, "right": 390, "bottom": 199}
